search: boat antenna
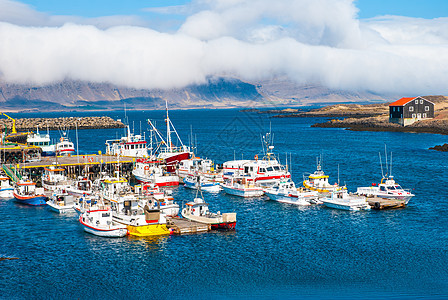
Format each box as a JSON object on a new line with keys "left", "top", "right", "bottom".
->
{"left": 390, "top": 152, "right": 393, "bottom": 176}
{"left": 384, "top": 144, "right": 388, "bottom": 177}
{"left": 285, "top": 153, "right": 288, "bottom": 173}
{"left": 379, "top": 152, "right": 384, "bottom": 178}
{"left": 337, "top": 164, "right": 340, "bottom": 185}
{"left": 290, "top": 152, "right": 292, "bottom": 176}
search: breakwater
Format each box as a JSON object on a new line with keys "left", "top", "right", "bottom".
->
{"left": 0, "top": 116, "right": 125, "bottom": 132}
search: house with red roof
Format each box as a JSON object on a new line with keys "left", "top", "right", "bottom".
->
{"left": 389, "top": 96, "right": 434, "bottom": 126}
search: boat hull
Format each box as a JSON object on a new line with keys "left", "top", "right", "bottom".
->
{"left": 211, "top": 222, "right": 236, "bottom": 230}
{"left": 47, "top": 201, "right": 74, "bottom": 213}
{"left": 221, "top": 185, "right": 264, "bottom": 197}
{"left": 322, "top": 200, "right": 371, "bottom": 211}
{"left": 79, "top": 216, "right": 127, "bottom": 238}
{"left": 0, "top": 188, "right": 14, "bottom": 199}
{"left": 13, "top": 192, "right": 46, "bottom": 206}
{"left": 184, "top": 181, "right": 221, "bottom": 193}
{"left": 264, "top": 192, "right": 311, "bottom": 206}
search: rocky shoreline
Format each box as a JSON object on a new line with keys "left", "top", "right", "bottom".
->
{"left": 0, "top": 116, "right": 125, "bottom": 132}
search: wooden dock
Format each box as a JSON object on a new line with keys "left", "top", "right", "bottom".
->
{"left": 367, "top": 197, "right": 406, "bottom": 210}
{"left": 166, "top": 217, "right": 210, "bottom": 235}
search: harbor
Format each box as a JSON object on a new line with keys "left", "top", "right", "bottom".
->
{"left": 0, "top": 108, "right": 445, "bottom": 299}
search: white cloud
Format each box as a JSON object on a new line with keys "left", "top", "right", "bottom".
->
{"left": 0, "top": 0, "right": 447, "bottom": 95}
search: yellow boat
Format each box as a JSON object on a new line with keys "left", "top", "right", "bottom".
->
{"left": 127, "top": 223, "right": 170, "bottom": 237}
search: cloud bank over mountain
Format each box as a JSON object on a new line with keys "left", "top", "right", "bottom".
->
{"left": 0, "top": 0, "right": 447, "bottom": 95}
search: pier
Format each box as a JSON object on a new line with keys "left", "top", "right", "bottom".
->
{"left": 367, "top": 197, "right": 406, "bottom": 210}
{"left": 166, "top": 217, "right": 211, "bottom": 234}
{"left": 4, "top": 154, "right": 135, "bottom": 183}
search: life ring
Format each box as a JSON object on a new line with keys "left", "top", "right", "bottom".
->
{"left": 144, "top": 165, "right": 150, "bottom": 171}
{"left": 88, "top": 157, "right": 94, "bottom": 163}
{"left": 254, "top": 155, "right": 258, "bottom": 160}
{"left": 59, "top": 137, "right": 63, "bottom": 142}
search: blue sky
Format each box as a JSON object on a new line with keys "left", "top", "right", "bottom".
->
{"left": 18, "top": 0, "right": 448, "bottom": 20}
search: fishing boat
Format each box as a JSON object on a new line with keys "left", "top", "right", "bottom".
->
{"left": 0, "top": 174, "right": 13, "bottom": 199}
{"left": 73, "top": 195, "right": 105, "bottom": 215}
{"left": 302, "top": 159, "right": 342, "bottom": 194}
{"left": 356, "top": 151, "right": 414, "bottom": 204}
{"left": 183, "top": 174, "right": 221, "bottom": 193}
{"left": 56, "top": 136, "right": 75, "bottom": 156}
{"left": 264, "top": 178, "right": 319, "bottom": 205}
{"left": 110, "top": 194, "right": 170, "bottom": 237}
{"left": 321, "top": 188, "right": 371, "bottom": 211}
{"left": 13, "top": 179, "right": 47, "bottom": 205}
{"left": 176, "top": 157, "right": 223, "bottom": 182}
{"left": 135, "top": 184, "right": 180, "bottom": 217}
{"left": 356, "top": 176, "right": 414, "bottom": 204}
{"left": 181, "top": 190, "right": 236, "bottom": 230}
{"left": 47, "top": 189, "right": 76, "bottom": 213}
{"left": 221, "top": 175, "right": 264, "bottom": 197}
{"left": 79, "top": 209, "right": 127, "bottom": 238}
{"left": 66, "top": 176, "right": 93, "bottom": 197}
{"left": 41, "top": 166, "right": 71, "bottom": 191}
{"left": 132, "top": 159, "right": 179, "bottom": 187}
{"left": 105, "top": 125, "right": 149, "bottom": 158}
{"left": 147, "top": 101, "right": 193, "bottom": 172}
{"left": 222, "top": 132, "right": 290, "bottom": 187}
{"left": 27, "top": 127, "right": 56, "bottom": 156}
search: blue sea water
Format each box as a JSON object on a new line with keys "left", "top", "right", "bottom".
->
{"left": 1, "top": 109, "right": 447, "bottom": 299}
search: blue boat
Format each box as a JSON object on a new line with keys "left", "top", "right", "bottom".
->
{"left": 13, "top": 180, "right": 47, "bottom": 206}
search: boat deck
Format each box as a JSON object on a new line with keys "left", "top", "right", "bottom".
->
{"left": 166, "top": 217, "right": 210, "bottom": 235}
{"left": 366, "top": 197, "right": 406, "bottom": 210}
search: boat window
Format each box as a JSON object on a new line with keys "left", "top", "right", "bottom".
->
{"left": 260, "top": 168, "right": 266, "bottom": 173}
{"left": 380, "top": 186, "right": 386, "bottom": 191}
{"left": 273, "top": 166, "right": 281, "bottom": 171}
{"left": 388, "top": 186, "right": 396, "bottom": 190}
{"left": 280, "top": 166, "right": 285, "bottom": 170}
{"left": 266, "top": 167, "right": 274, "bottom": 172}
{"left": 244, "top": 166, "right": 249, "bottom": 173}
{"left": 396, "top": 185, "right": 402, "bottom": 190}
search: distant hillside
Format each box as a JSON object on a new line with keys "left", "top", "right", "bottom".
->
{"left": 0, "top": 76, "right": 396, "bottom": 112}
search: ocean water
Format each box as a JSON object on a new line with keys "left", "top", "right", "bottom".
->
{"left": 1, "top": 109, "right": 447, "bottom": 299}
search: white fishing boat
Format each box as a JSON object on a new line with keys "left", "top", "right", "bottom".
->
{"left": 66, "top": 176, "right": 93, "bottom": 197}
{"left": 356, "top": 151, "right": 414, "bottom": 204}
{"left": 79, "top": 209, "right": 127, "bottom": 238}
{"left": 264, "top": 178, "right": 319, "bottom": 205}
{"left": 41, "top": 166, "right": 71, "bottom": 191}
{"left": 181, "top": 190, "right": 236, "bottom": 230}
{"left": 56, "top": 136, "right": 75, "bottom": 156}
{"left": 222, "top": 132, "right": 290, "bottom": 187}
{"left": 46, "top": 190, "right": 76, "bottom": 213}
{"left": 135, "top": 184, "right": 180, "bottom": 217}
{"left": 73, "top": 194, "right": 105, "bottom": 215}
{"left": 176, "top": 157, "right": 223, "bottom": 182}
{"left": 321, "top": 189, "right": 371, "bottom": 211}
{"left": 356, "top": 176, "right": 414, "bottom": 204}
{"left": 183, "top": 174, "right": 221, "bottom": 193}
{"left": 221, "top": 175, "right": 264, "bottom": 197}
{"left": 105, "top": 125, "right": 149, "bottom": 158}
{"left": 0, "top": 174, "right": 13, "bottom": 199}
{"left": 132, "top": 159, "right": 179, "bottom": 187}
{"left": 303, "top": 159, "right": 342, "bottom": 194}
{"left": 27, "top": 127, "right": 56, "bottom": 156}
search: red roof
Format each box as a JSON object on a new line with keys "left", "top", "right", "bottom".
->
{"left": 389, "top": 97, "right": 416, "bottom": 106}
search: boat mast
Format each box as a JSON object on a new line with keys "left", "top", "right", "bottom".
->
{"left": 165, "top": 101, "right": 172, "bottom": 152}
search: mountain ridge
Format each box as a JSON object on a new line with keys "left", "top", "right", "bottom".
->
{"left": 0, "top": 76, "right": 396, "bottom": 112}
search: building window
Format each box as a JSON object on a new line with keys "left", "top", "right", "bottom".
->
{"left": 415, "top": 99, "right": 418, "bottom": 104}
{"left": 420, "top": 99, "right": 423, "bottom": 104}
{"left": 412, "top": 113, "right": 416, "bottom": 118}
{"left": 409, "top": 106, "right": 414, "bottom": 112}
{"left": 423, "top": 113, "right": 427, "bottom": 118}
{"left": 393, "top": 107, "right": 395, "bottom": 112}
{"left": 425, "top": 106, "right": 429, "bottom": 111}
